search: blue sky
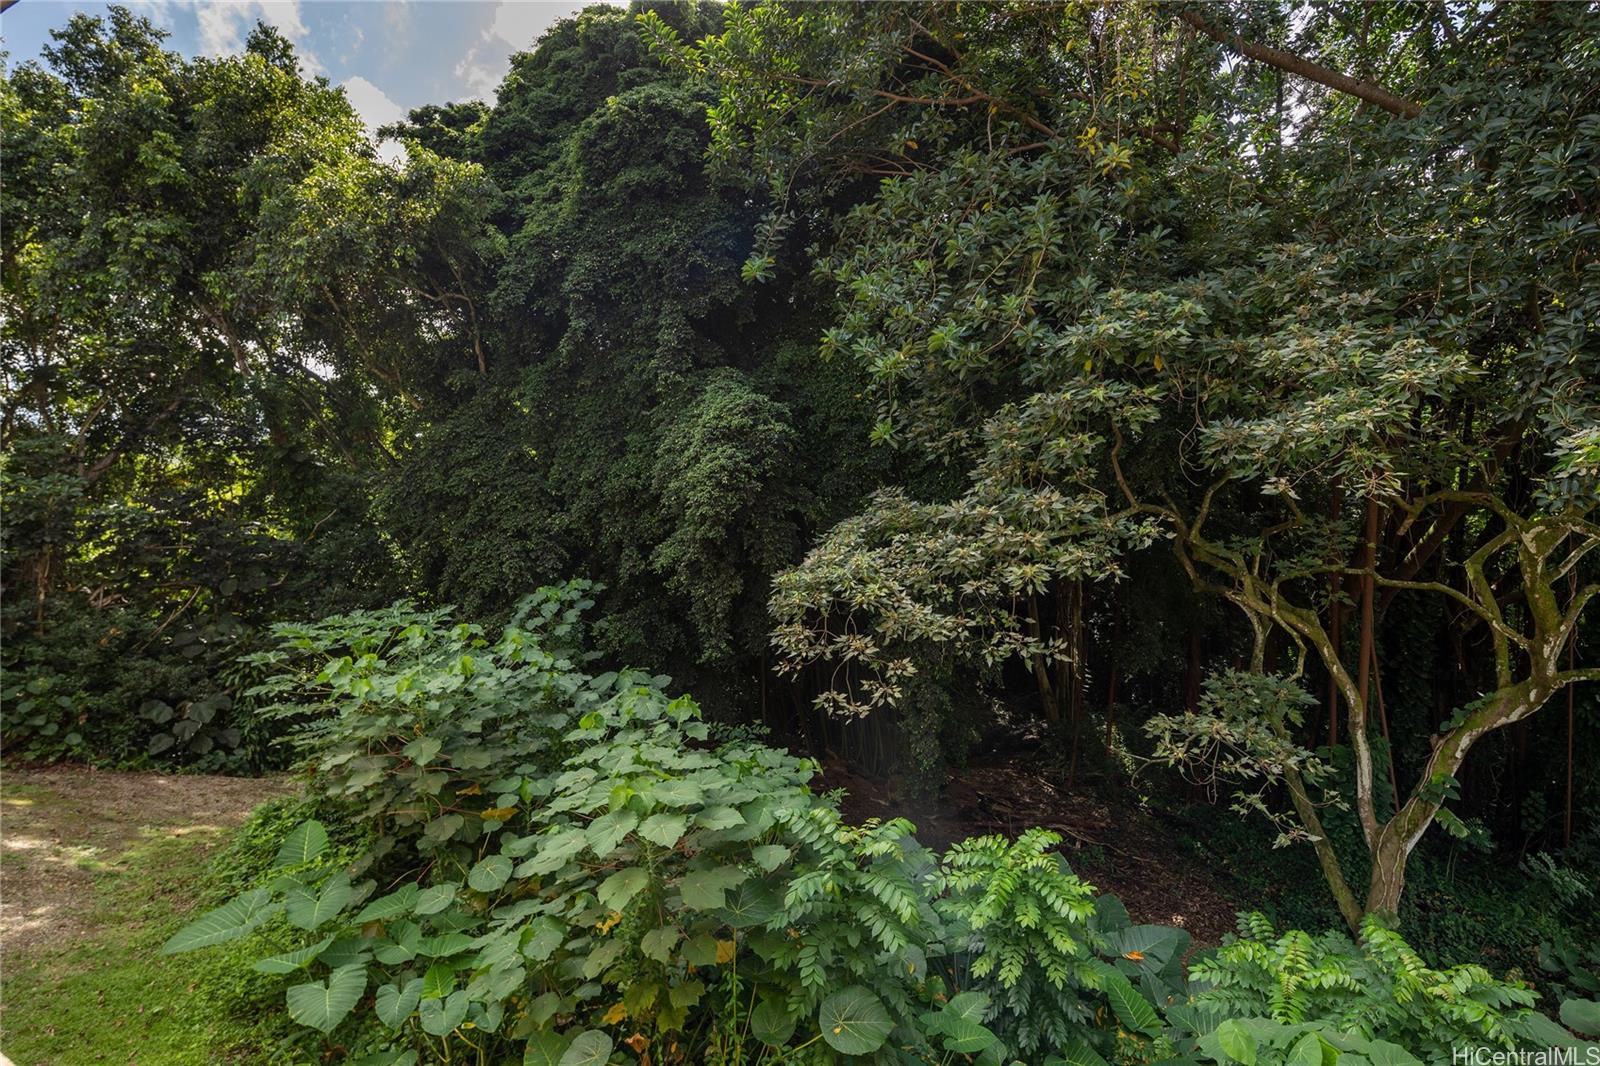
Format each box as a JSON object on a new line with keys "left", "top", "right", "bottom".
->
{"left": 2, "top": 1, "right": 621, "bottom": 153}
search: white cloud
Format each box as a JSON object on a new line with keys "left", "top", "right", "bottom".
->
{"left": 454, "top": 0, "right": 623, "bottom": 101}
{"left": 196, "top": 0, "right": 322, "bottom": 75}
{"left": 342, "top": 75, "right": 407, "bottom": 163}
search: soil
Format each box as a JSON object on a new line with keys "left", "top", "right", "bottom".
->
{"left": 0, "top": 765, "right": 294, "bottom": 956}
{"left": 819, "top": 753, "right": 1243, "bottom": 948}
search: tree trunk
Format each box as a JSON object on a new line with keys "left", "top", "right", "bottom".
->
{"left": 1365, "top": 827, "right": 1408, "bottom": 918}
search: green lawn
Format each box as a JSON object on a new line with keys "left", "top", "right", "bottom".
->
{"left": 1, "top": 773, "right": 290, "bottom": 1065}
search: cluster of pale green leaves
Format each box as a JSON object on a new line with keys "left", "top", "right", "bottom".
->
{"left": 1143, "top": 671, "right": 1344, "bottom": 848}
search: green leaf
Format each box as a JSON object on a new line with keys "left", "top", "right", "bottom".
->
{"left": 943, "top": 990, "right": 989, "bottom": 1024}
{"left": 751, "top": 844, "right": 790, "bottom": 871}
{"left": 597, "top": 867, "right": 650, "bottom": 912}
{"left": 696, "top": 806, "right": 744, "bottom": 830}
{"left": 1048, "top": 1042, "right": 1111, "bottom": 1066}
{"left": 637, "top": 812, "right": 688, "bottom": 848}
{"left": 1287, "top": 1033, "right": 1323, "bottom": 1066}
{"left": 1362, "top": 1040, "right": 1422, "bottom": 1066}
{"left": 640, "top": 926, "right": 680, "bottom": 963}
{"left": 1216, "top": 1020, "right": 1258, "bottom": 1066}
{"left": 517, "top": 829, "right": 587, "bottom": 875}
{"left": 355, "top": 884, "right": 420, "bottom": 922}
{"left": 286, "top": 963, "right": 366, "bottom": 1033}
{"left": 678, "top": 866, "right": 746, "bottom": 910}
{"left": 586, "top": 811, "right": 638, "bottom": 856}
{"left": 751, "top": 999, "right": 797, "bottom": 1045}
{"left": 422, "top": 960, "right": 457, "bottom": 999}
{"left": 1105, "top": 970, "right": 1162, "bottom": 1036}
{"left": 558, "top": 1030, "right": 613, "bottom": 1066}
{"left": 375, "top": 978, "right": 423, "bottom": 1030}
{"left": 403, "top": 736, "right": 442, "bottom": 765}
{"left": 273, "top": 821, "right": 329, "bottom": 869}
{"left": 1561, "top": 999, "right": 1600, "bottom": 1037}
{"left": 161, "top": 889, "right": 277, "bottom": 953}
{"left": 524, "top": 1030, "right": 573, "bottom": 1066}
{"left": 650, "top": 780, "right": 703, "bottom": 807}
{"left": 468, "top": 854, "right": 513, "bottom": 893}
{"left": 414, "top": 883, "right": 458, "bottom": 915}
{"left": 818, "top": 985, "right": 892, "bottom": 1055}
{"left": 939, "top": 1017, "right": 997, "bottom": 1054}
{"left": 419, "top": 990, "right": 469, "bottom": 1036}
{"left": 286, "top": 872, "right": 353, "bottom": 931}
{"left": 253, "top": 936, "right": 334, "bottom": 974}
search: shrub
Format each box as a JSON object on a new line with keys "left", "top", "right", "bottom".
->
{"left": 167, "top": 592, "right": 1579, "bottom": 1064}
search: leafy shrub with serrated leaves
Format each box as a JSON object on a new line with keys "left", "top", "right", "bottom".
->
{"left": 167, "top": 590, "right": 1577, "bottom": 1065}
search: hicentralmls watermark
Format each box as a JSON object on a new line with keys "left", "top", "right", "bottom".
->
{"left": 1453, "top": 1048, "right": 1600, "bottom": 1066}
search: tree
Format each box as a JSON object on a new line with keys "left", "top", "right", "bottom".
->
{"left": 672, "top": 0, "right": 1600, "bottom": 924}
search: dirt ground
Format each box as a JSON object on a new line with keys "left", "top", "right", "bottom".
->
{"left": 0, "top": 766, "right": 294, "bottom": 956}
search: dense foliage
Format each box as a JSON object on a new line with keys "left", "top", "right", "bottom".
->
{"left": 4, "top": 1, "right": 1600, "bottom": 1060}
{"left": 165, "top": 591, "right": 1592, "bottom": 1063}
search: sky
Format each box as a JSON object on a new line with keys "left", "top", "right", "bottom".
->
{"left": 2, "top": 0, "right": 624, "bottom": 155}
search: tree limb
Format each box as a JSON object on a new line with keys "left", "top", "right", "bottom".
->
{"left": 1175, "top": 7, "right": 1423, "bottom": 118}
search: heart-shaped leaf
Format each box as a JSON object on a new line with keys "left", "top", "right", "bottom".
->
{"left": 818, "top": 985, "right": 892, "bottom": 1055}
{"left": 287, "top": 872, "right": 352, "bottom": 930}
{"left": 286, "top": 963, "right": 366, "bottom": 1033}
{"left": 375, "top": 977, "right": 423, "bottom": 1029}
{"left": 468, "top": 854, "right": 513, "bottom": 893}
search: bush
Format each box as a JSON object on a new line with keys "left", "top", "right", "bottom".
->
{"left": 168, "top": 592, "right": 1583, "bottom": 1064}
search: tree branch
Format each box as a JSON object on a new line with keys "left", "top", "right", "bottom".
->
{"left": 1175, "top": 7, "right": 1423, "bottom": 118}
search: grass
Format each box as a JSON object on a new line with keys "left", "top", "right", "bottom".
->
{"left": 0, "top": 776, "right": 295, "bottom": 1065}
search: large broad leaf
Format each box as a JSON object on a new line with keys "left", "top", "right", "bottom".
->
{"left": 596, "top": 867, "right": 650, "bottom": 912}
{"left": 751, "top": 999, "right": 797, "bottom": 1046}
{"left": 161, "top": 888, "right": 278, "bottom": 953}
{"left": 1561, "top": 999, "right": 1600, "bottom": 1037}
{"left": 273, "top": 820, "right": 329, "bottom": 869}
{"left": 640, "top": 926, "right": 680, "bottom": 963}
{"left": 1048, "top": 1039, "right": 1111, "bottom": 1066}
{"left": 943, "top": 991, "right": 989, "bottom": 1024}
{"left": 938, "top": 1017, "right": 996, "bottom": 1054}
{"left": 751, "top": 844, "right": 791, "bottom": 871}
{"left": 1286, "top": 1033, "right": 1323, "bottom": 1066}
{"left": 1110, "top": 924, "right": 1191, "bottom": 967}
{"left": 637, "top": 813, "right": 688, "bottom": 848}
{"left": 253, "top": 936, "right": 334, "bottom": 974}
{"left": 355, "top": 884, "right": 420, "bottom": 922}
{"left": 516, "top": 828, "right": 588, "bottom": 877}
{"left": 286, "top": 963, "right": 366, "bottom": 1033}
{"left": 558, "top": 1030, "right": 613, "bottom": 1066}
{"left": 1214, "top": 1020, "right": 1258, "bottom": 1066}
{"left": 1362, "top": 1039, "right": 1423, "bottom": 1066}
{"left": 375, "top": 978, "right": 423, "bottom": 1030}
{"left": 419, "top": 990, "right": 469, "bottom": 1036}
{"left": 287, "top": 872, "right": 353, "bottom": 931}
{"left": 818, "top": 985, "right": 893, "bottom": 1055}
{"left": 1104, "top": 969, "right": 1162, "bottom": 1037}
{"left": 413, "top": 883, "right": 458, "bottom": 915}
{"left": 585, "top": 811, "right": 638, "bottom": 857}
{"left": 678, "top": 866, "right": 747, "bottom": 910}
{"left": 468, "top": 854, "right": 513, "bottom": 893}
{"left": 523, "top": 1031, "right": 573, "bottom": 1066}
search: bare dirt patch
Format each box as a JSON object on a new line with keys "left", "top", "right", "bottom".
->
{"left": 0, "top": 766, "right": 293, "bottom": 956}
